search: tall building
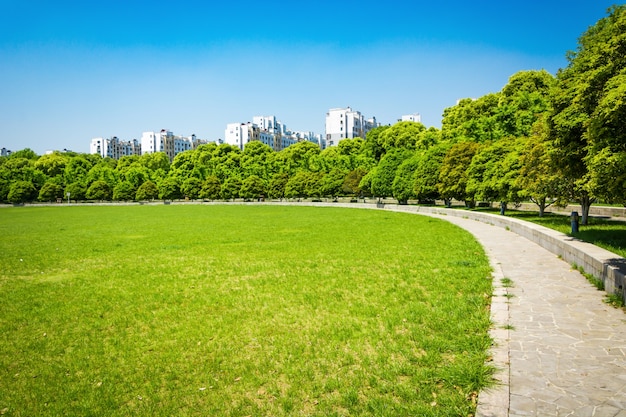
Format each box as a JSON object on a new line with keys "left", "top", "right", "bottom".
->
{"left": 141, "top": 130, "right": 207, "bottom": 161}
{"left": 325, "top": 107, "right": 378, "bottom": 147}
{"left": 1, "top": 148, "right": 12, "bottom": 157}
{"left": 90, "top": 137, "right": 141, "bottom": 159}
{"left": 225, "top": 115, "right": 324, "bottom": 151}
{"left": 400, "top": 113, "right": 422, "bottom": 123}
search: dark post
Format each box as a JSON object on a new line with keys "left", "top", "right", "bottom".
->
{"left": 571, "top": 211, "right": 579, "bottom": 234}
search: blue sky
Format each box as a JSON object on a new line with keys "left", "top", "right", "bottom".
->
{"left": 0, "top": 0, "right": 619, "bottom": 154}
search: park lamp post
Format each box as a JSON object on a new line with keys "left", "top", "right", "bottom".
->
{"left": 67, "top": 192, "right": 70, "bottom": 205}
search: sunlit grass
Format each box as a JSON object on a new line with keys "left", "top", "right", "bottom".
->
{"left": 469, "top": 207, "right": 626, "bottom": 258}
{"left": 0, "top": 205, "right": 493, "bottom": 416}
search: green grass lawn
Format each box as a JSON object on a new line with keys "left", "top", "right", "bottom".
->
{"left": 0, "top": 204, "right": 494, "bottom": 416}
{"left": 471, "top": 208, "right": 626, "bottom": 258}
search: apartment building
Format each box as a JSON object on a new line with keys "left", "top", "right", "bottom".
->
{"left": 325, "top": 107, "right": 378, "bottom": 147}
{"left": 400, "top": 113, "right": 422, "bottom": 123}
{"left": 141, "top": 130, "right": 208, "bottom": 161}
{"left": 90, "top": 137, "right": 141, "bottom": 159}
{"left": 224, "top": 115, "right": 324, "bottom": 152}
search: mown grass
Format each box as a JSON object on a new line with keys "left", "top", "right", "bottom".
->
{"left": 0, "top": 204, "right": 494, "bottom": 416}
{"left": 469, "top": 208, "right": 626, "bottom": 259}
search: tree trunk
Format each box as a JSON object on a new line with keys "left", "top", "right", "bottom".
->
{"left": 579, "top": 193, "right": 594, "bottom": 225}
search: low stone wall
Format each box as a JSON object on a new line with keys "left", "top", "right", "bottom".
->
{"left": 378, "top": 204, "right": 626, "bottom": 303}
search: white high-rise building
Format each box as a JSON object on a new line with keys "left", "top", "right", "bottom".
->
{"left": 225, "top": 115, "right": 323, "bottom": 151}
{"left": 90, "top": 136, "right": 141, "bottom": 159}
{"left": 400, "top": 113, "right": 422, "bottom": 123}
{"left": 141, "top": 130, "right": 205, "bottom": 161}
{"left": 325, "top": 107, "right": 378, "bottom": 147}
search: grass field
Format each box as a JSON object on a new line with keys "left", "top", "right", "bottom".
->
{"left": 0, "top": 204, "right": 494, "bottom": 416}
{"left": 471, "top": 208, "right": 626, "bottom": 259}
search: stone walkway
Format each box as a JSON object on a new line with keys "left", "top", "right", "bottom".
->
{"left": 417, "top": 212, "right": 626, "bottom": 417}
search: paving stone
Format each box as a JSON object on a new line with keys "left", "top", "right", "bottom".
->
{"left": 408, "top": 210, "right": 626, "bottom": 417}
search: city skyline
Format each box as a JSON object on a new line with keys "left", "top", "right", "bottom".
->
{"left": 0, "top": 0, "right": 618, "bottom": 155}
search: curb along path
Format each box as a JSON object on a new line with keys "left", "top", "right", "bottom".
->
{"left": 409, "top": 211, "right": 626, "bottom": 416}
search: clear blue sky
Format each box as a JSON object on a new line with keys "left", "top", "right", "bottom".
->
{"left": 0, "top": 0, "right": 619, "bottom": 154}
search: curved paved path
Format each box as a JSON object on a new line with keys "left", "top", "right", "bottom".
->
{"left": 416, "top": 212, "right": 626, "bottom": 416}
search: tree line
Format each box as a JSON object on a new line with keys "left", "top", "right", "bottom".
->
{"left": 1, "top": 5, "right": 625, "bottom": 225}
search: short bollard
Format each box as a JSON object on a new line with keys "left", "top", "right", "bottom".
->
{"left": 571, "top": 211, "right": 579, "bottom": 233}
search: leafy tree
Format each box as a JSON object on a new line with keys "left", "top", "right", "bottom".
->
{"left": 368, "top": 148, "right": 413, "bottom": 199}
{"left": 112, "top": 181, "right": 136, "bottom": 201}
{"left": 158, "top": 177, "right": 181, "bottom": 200}
{"left": 86, "top": 180, "right": 112, "bottom": 201}
{"left": 438, "top": 141, "right": 480, "bottom": 205}
{"left": 267, "top": 173, "right": 289, "bottom": 200}
{"left": 181, "top": 177, "right": 203, "bottom": 200}
{"left": 275, "top": 141, "right": 321, "bottom": 175}
{"left": 466, "top": 138, "right": 523, "bottom": 213}
{"left": 135, "top": 180, "right": 158, "bottom": 201}
{"left": 8, "top": 180, "right": 37, "bottom": 203}
{"left": 392, "top": 153, "right": 420, "bottom": 204}
{"left": 441, "top": 94, "right": 502, "bottom": 142}
{"left": 516, "top": 125, "right": 566, "bottom": 216}
{"left": 210, "top": 144, "right": 242, "bottom": 181}
{"left": 240, "top": 175, "right": 266, "bottom": 200}
{"left": 379, "top": 121, "right": 428, "bottom": 152}
{"left": 241, "top": 141, "right": 273, "bottom": 180}
{"left": 35, "top": 152, "right": 69, "bottom": 177}
{"left": 199, "top": 176, "right": 221, "bottom": 200}
{"left": 86, "top": 164, "right": 118, "bottom": 189}
{"left": 221, "top": 177, "right": 242, "bottom": 200}
{"left": 140, "top": 152, "right": 170, "bottom": 174}
{"left": 170, "top": 151, "right": 197, "bottom": 183}
{"left": 64, "top": 156, "right": 94, "bottom": 186}
{"left": 342, "top": 168, "right": 368, "bottom": 198}
{"left": 65, "top": 182, "right": 86, "bottom": 201}
{"left": 1, "top": 157, "right": 47, "bottom": 191}
{"left": 319, "top": 169, "right": 345, "bottom": 199}
{"left": 414, "top": 142, "right": 452, "bottom": 204}
{"left": 38, "top": 181, "right": 64, "bottom": 202}
{"left": 498, "top": 70, "right": 555, "bottom": 138}
{"left": 362, "top": 125, "right": 389, "bottom": 161}
{"left": 8, "top": 148, "right": 38, "bottom": 160}
{"left": 284, "top": 171, "right": 323, "bottom": 199}
{"left": 546, "top": 5, "right": 626, "bottom": 222}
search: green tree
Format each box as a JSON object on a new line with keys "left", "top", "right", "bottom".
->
{"left": 466, "top": 138, "right": 523, "bottom": 213}
{"left": 64, "top": 156, "right": 94, "bottom": 186}
{"left": 38, "top": 181, "right": 64, "bottom": 202}
{"left": 342, "top": 168, "right": 368, "bottom": 198}
{"left": 135, "top": 180, "right": 158, "bottom": 201}
{"left": 240, "top": 175, "right": 266, "bottom": 200}
{"left": 267, "top": 173, "right": 289, "bottom": 200}
{"left": 221, "top": 177, "right": 242, "bottom": 200}
{"left": 35, "top": 152, "right": 69, "bottom": 178}
{"left": 86, "top": 180, "right": 112, "bottom": 201}
{"left": 368, "top": 148, "right": 413, "bottom": 200}
{"left": 181, "top": 177, "right": 203, "bottom": 200}
{"left": 379, "top": 121, "right": 429, "bottom": 152}
{"left": 319, "top": 169, "right": 345, "bottom": 199}
{"left": 546, "top": 5, "right": 626, "bottom": 222}
{"left": 8, "top": 180, "right": 37, "bottom": 203}
{"left": 414, "top": 142, "right": 451, "bottom": 204}
{"left": 199, "top": 176, "right": 221, "bottom": 200}
{"left": 516, "top": 133, "right": 565, "bottom": 216}
{"left": 112, "top": 181, "right": 136, "bottom": 201}
{"left": 241, "top": 141, "right": 273, "bottom": 180}
{"left": 392, "top": 153, "right": 420, "bottom": 204}
{"left": 158, "top": 177, "right": 181, "bottom": 200}
{"left": 437, "top": 141, "right": 480, "bottom": 206}
{"left": 65, "top": 182, "right": 86, "bottom": 201}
